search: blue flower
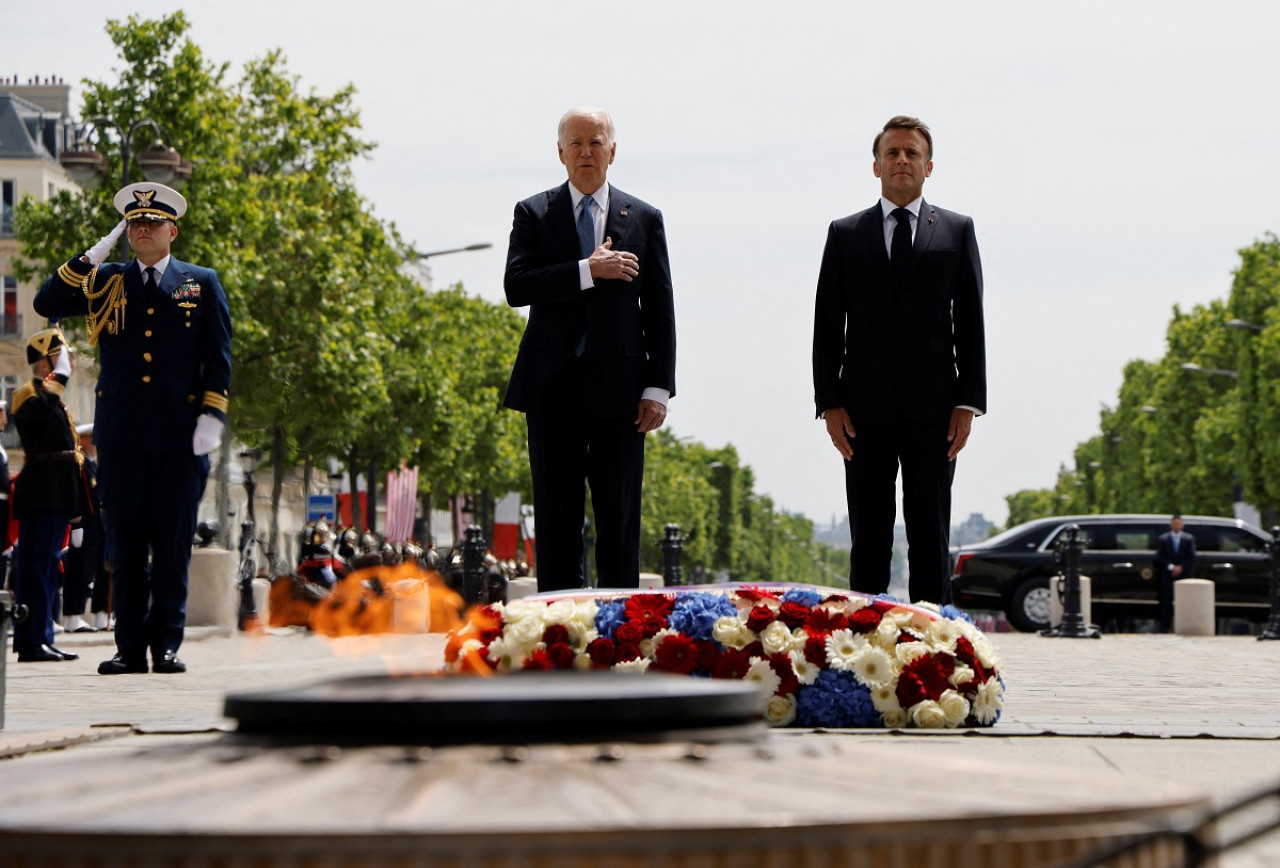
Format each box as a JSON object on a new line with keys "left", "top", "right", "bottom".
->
{"left": 940, "top": 604, "right": 976, "bottom": 626}
{"left": 781, "top": 588, "right": 823, "bottom": 608}
{"left": 594, "top": 599, "right": 627, "bottom": 639}
{"left": 795, "top": 670, "right": 882, "bottom": 728}
{"left": 668, "top": 592, "right": 737, "bottom": 641}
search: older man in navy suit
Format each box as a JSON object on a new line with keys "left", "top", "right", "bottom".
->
{"left": 35, "top": 182, "right": 231, "bottom": 674}
{"left": 813, "top": 116, "right": 986, "bottom": 605}
{"left": 504, "top": 107, "right": 676, "bottom": 591}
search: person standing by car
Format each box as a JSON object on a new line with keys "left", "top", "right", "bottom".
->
{"left": 1154, "top": 514, "right": 1196, "bottom": 633}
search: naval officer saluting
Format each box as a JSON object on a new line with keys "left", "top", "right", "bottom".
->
{"left": 34, "top": 182, "right": 231, "bottom": 675}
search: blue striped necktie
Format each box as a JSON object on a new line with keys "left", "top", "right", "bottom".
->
{"left": 577, "top": 195, "right": 596, "bottom": 258}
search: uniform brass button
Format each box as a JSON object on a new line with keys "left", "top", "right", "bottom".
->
{"left": 143, "top": 353, "right": 152, "bottom": 362}
{"left": 187, "top": 395, "right": 196, "bottom": 403}
{"left": 145, "top": 330, "right": 153, "bottom": 337}
{"left": 147, "top": 308, "right": 155, "bottom": 315}
{"left": 142, "top": 375, "right": 151, "bottom": 383}
{"left": 186, "top": 322, "right": 191, "bottom": 328}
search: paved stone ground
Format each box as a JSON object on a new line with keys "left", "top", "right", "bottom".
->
{"left": 3, "top": 626, "right": 1280, "bottom": 865}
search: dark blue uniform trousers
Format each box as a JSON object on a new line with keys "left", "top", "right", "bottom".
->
{"left": 97, "top": 449, "right": 208, "bottom": 663}
{"left": 12, "top": 512, "right": 70, "bottom": 655}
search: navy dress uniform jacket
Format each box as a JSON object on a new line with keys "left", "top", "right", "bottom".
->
{"left": 10, "top": 375, "right": 83, "bottom": 519}
{"left": 34, "top": 256, "right": 231, "bottom": 454}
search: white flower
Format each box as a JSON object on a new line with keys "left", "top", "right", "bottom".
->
{"left": 871, "top": 621, "right": 901, "bottom": 650}
{"left": 541, "top": 599, "right": 578, "bottom": 625}
{"left": 713, "top": 616, "right": 750, "bottom": 648}
{"left": 763, "top": 693, "right": 797, "bottom": 726}
{"left": 910, "top": 700, "right": 948, "bottom": 729}
{"left": 939, "top": 689, "right": 971, "bottom": 726}
{"left": 484, "top": 635, "right": 523, "bottom": 670}
{"left": 501, "top": 599, "right": 537, "bottom": 621}
{"left": 573, "top": 651, "right": 593, "bottom": 671}
{"left": 613, "top": 657, "right": 651, "bottom": 673}
{"left": 850, "top": 646, "right": 895, "bottom": 689}
{"left": 926, "top": 618, "right": 961, "bottom": 653}
{"left": 948, "top": 664, "right": 975, "bottom": 687}
{"left": 825, "top": 629, "right": 868, "bottom": 671}
{"left": 788, "top": 650, "right": 821, "bottom": 685}
{"left": 972, "top": 677, "right": 1004, "bottom": 725}
{"left": 744, "top": 657, "right": 782, "bottom": 697}
{"left": 870, "top": 683, "right": 902, "bottom": 714}
{"left": 882, "top": 708, "right": 908, "bottom": 728}
{"left": 895, "top": 641, "right": 929, "bottom": 666}
{"left": 973, "top": 637, "right": 1001, "bottom": 670}
{"left": 843, "top": 596, "right": 870, "bottom": 612}
{"left": 506, "top": 614, "right": 545, "bottom": 649}
{"left": 760, "top": 620, "right": 798, "bottom": 656}
{"left": 882, "top": 608, "right": 916, "bottom": 628}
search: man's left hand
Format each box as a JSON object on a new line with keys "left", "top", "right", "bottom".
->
{"left": 946, "top": 408, "right": 975, "bottom": 461}
{"left": 635, "top": 399, "right": 667, "bottom": 433}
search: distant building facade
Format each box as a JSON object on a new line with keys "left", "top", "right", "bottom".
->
{"left": 0, "top": 77, "right": 94, "bottom": 453}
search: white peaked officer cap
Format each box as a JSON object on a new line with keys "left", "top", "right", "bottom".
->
{"left": 114, "top": 182, "right": 187, "bottom": 223}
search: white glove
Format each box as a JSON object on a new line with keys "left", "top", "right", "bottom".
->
{"left": 70, "top": 528, "right": 84, "bottom": 548}
{"left": 85, "top": 220, "right": 127, "bottom": 266}
{"left": 192, "top": 414, "right": 224, "bottom": 456}
{"left": 52, "top": 343, "right": 72, "bottom": 378}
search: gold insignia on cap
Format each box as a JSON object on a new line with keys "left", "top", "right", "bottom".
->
{"left": 135, "top": 189, "right": 157, "bottom": 208}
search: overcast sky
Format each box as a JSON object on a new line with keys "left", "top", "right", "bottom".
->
{"left": 7, "top": 1, "right": 1280, "bottom": 529}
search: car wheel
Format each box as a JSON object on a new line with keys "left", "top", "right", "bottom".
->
{"left": 1007, "top": 577, "right": 1052, "bottom": 633}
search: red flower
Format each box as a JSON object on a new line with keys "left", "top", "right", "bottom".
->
{"left": 897, "top": 653, "right": 953, "bottom": 705}
{"left": 693, "top": 639, "right": 721, "bottom": 674}
{"left": 625, "top": 595, "right": 674, "bottom": 638}
{"left": 871, "top": 600, "right": 899, "bottom": 614}
{"left": 778, "top": 601, "right": 810, "bottom": 629}
{"left": 769, "top": 652, "right": 799, "bottom": 695}
{"left": 476, "top": 626, "right": 502, "bottom": 645}
{"left": 614, "top": 621, "right": 644, "bottom": 644}
{"left": 614, "top": 641, "right": 643, "bottom": 662}
{"left": 653, "top": 633, "right": 698, "bottom": 675}
{"left": 736, "top": 587, "right": 781, "bottom": 603}
{"left": 547, "top": 642, "right": 576, "bottom": 670}
{"left": 542, "top": 624, "right": 571, "bottom": 646}
{"left": 712, "top": 647, "right": 754, "bottom": 680}
{"left": 746, "top": 604, "right": 775, "bottom": 633}
{"left": 586, "top": 637, "right": 616, "bottom": 669}
{"left": 743, "top": 640, "right": 765, "bottom": 659}
{"left": 804, "top": 634, "right": 828, "bottom": 666}
{"left": 523, "top": 648, "right": 554, "bottom": 670}
{"left": 806, "top": 608, "right": 849, "bottom": 633}
{"left": 849, "top": 607, "right": 882, "bottom": 634}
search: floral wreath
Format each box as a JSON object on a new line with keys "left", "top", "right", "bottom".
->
{"left": 445, "top": 583, "right": 1004, "bottom": 729}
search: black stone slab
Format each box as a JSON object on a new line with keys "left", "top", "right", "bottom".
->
{"left": 225, "top": 670, "right": 764, "bottom": 745}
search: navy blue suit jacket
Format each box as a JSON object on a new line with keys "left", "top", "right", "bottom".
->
{"left": 34, "top": 255, "right": 231, "bottom": 456}
{"left": 1155, "top": 530, "right": 1196, "bottom": 578}
{"left": 503, "top": 182, "right": 676, "bottom": 420}
{"left": 813, "top": 200, "right": 985, "bottom": 426}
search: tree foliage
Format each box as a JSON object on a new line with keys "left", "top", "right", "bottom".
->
{"left": 1004, "top": 235, "right": 1280, "bottom": 530}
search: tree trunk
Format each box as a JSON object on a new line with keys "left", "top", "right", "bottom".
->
{"left": 347, "top": 446, "right": 363, "bottom": 531}
{"left": 268, "top": 424, "right": 286, "bottom": 573}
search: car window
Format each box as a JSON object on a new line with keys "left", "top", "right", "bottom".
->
{"left": 1190, "top": 526, "right": 1267, "bottom": 554}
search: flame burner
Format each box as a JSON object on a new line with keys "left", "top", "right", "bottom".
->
{"left": 224, "top": 670, "right": 766, "bottom": 745}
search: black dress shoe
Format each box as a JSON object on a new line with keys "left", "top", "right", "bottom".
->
{"left": 153, "top": 651, "right": 187, "bottom": 674}
{"left": 48, "top": 645, "right": 79, "bottom": 661}
{"left": 17, "top": 644, "right": 67, "bottom": 662}
{"left": 98, "top": 654, "right": 148, "bottom": 675}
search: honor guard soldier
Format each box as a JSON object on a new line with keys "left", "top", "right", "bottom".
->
{"left": 34, "top": 182, "right": 231, "bottom": 675}
{"left": 10, "top": 329, "right": 83, "bottom": 662}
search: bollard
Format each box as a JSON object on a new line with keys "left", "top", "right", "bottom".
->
{"left": 660, "top": 523, "right": 685, "bottom": 587}
{"left": 1041, "top": 524, "right": 1100, "bottom": 639}
{"left": 461, "top": 525, "right": 487, "bottom": 605}
{"left": 1174, "top": 578, "right": 1215, "bottom": 636}
{"left": 1259, "top": 526, "right": 1280, "bottom": 641}
{"left": 1049, "top": 575, "right": 1093, "bottom": 628}
{"left": 0, "top": 590, "right": 25, "bottom": 729}
{"left": 236, "top": 519, "right": 258, "bottom": 630}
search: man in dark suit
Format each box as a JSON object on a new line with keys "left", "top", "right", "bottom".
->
{"left": 10, "top": 328, "right": 82, "bottom": 662}
{"left": 503, "top": 107, "right": 676, "bottom": 591}
{"left": 34, "top": 182, "right": 231, "bottom": 674}
{"left": 1153, "top": 514, "right": 1195, "bottom": 633}
{"left": 813, "top": 116, "right": 986, "bottom": 604}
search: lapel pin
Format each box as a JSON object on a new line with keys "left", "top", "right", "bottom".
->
{"left": 620, "top": 210, "right": 628, "bottom": 216}
{"left": 928, "top": 215, "right": 934, "bottom": 224}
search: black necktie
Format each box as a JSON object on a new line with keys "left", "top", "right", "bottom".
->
{"left": 577, "top": 196, "right": 596, "bottom": 258}
{"left": 143, "top": 266, "right": 159, "bottom": 303}
{"left": 891, "top": 207, "right": 913, "bottom": 284}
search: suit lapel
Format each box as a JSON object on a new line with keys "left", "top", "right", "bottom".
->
{"left": 548, "top": 183, "right": 581, "bottom": 261}
{"left": 160, "top": 258, "right": 188, "bottom": 295}
{"left": 856, "top": 204, "right": 891, "bottom": 279}
{"left": 603, "top": 185, "right": 632, "bottom": 249}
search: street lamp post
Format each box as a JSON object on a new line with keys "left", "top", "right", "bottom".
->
{"left": 1179, "top": 362, "right": 1239, "bottom": 379}
{"left": 59, "top": 116, "right": 190, "bottom": 257}
{"left": 236, "top": 449, "right": 262, "bottom": 631}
